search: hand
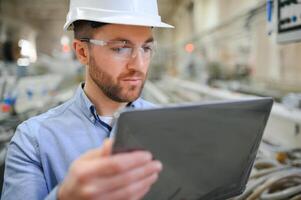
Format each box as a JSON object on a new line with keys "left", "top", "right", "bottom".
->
{"left": 58, "top": 139, "right": 162, "bottom": 200}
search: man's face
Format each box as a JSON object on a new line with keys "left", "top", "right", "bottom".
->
{"left": 86, "top": 24, "right": 153, "bottom": 103}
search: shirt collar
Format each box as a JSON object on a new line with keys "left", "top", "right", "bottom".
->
{"left": 74, "top": 83, "right": 139, "bottom": 124}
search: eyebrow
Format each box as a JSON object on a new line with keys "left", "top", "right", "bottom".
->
{"left": 110, "top": 37, "right": 154, "bottom": 44}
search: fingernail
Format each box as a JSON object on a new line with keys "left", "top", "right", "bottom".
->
{"left": 155, "top": 161, "right": 163, "bottom": 171}
{"left": 143, "top": 152, "right": 152, "bottom": 160}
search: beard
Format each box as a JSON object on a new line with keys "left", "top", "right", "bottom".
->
{"left": 88, "top": 56, "right": 147, "bottom": 103}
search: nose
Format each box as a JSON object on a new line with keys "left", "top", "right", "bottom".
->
{"left": 127, "top": 47, "right": 145, "bottom": 70}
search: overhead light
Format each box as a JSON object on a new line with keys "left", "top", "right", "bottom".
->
{"left": 61, "top": 36, "right": 71, "bottom": 53}
{"left": 61, "top": 36, "right": 70, "bottom": 45}
{"left": 18, "top": 39, "right": 37, "bottom": 63}
{"left": 17, "top": 58, "right": 30, "bottom": 66}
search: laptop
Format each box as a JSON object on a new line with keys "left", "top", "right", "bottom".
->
{"left": 113, "top": 98, "right": 273, "bottom": 200}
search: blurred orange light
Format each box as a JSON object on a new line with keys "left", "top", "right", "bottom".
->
{"left": 62, "top": 44, "right": 70, "bottom": 53}
{"left": 185, "top": 43, "right": 195, "bottom": 53}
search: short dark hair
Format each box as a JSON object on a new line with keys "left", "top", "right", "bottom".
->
{"left": 73, "top": 20, "right": 108, "bottom": 39}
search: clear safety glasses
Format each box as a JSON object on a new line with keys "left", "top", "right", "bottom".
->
{"left": 80, "top": 38, "right": 156, "bottom": 61}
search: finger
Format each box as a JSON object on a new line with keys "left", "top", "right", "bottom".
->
{"left": 97, "top": 187, "right": 151, "bottom": 200}
{"left": 130, "top": 186, "right": 151, "bottom": 200}
{"left": 99, "top": 151, "right": 154, "bottom": 176}
{"left": 68, "top": 160, "right": 161, "bottom": 199}
{"left": 99, "top": 173, "right": 159, "bottom": 200}
{"left": 100, "top": 139, "right": 113, "bottom": 157}
{"left": 95, "top": 160, "right": 162, "bottom": 193}
{"left": 74, "top": 151, "right": 153, "bottom": 180}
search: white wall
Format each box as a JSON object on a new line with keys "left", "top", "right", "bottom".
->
{"left": 162, "top": 0, "right": 301, "bottom": 92}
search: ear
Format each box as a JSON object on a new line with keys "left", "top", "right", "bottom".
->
{"left": 73, "top": 39, "right": 90, "bottom": 65}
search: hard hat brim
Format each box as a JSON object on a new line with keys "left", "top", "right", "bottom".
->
{"left": 63, "top": 8, "right": 174, "bottom": 31}
{"left": 64, "top": 19, "right": 174, "bottom": 31}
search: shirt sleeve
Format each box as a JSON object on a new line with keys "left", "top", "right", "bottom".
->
{"left": 1, "top": 122, "right": 58, "bottom": 200}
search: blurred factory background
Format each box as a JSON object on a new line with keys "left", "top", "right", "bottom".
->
{"left": 0, "top": 0, "right": 301, "bottom": 198}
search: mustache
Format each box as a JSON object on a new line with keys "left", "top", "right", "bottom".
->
{"left": 118, "top": 70, "right": 146, "bottom": 80}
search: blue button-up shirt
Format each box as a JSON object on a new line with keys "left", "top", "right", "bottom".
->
{"left": 1, "top": 84, "right": 154, "bottom": 200}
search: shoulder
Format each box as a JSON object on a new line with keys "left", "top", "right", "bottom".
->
{"left": 11, "top": 98, "right": 76, "bottom": 144}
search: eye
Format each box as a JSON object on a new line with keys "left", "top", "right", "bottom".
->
{"left": 143, "top": 46, "right": 153, "bottom": 53}
{"left": 111, "top": 47, "right": 130, "bottom": 54}
{"left": 143, "top": 43, "right": 155, "bottom": 53}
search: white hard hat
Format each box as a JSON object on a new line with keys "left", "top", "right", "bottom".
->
{"left": 64, "top": 0, "right": 174, "bottom": 31}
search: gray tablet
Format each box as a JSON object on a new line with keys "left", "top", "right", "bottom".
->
{"left": 113, "top": 98, "right": 273, "bottom": 200}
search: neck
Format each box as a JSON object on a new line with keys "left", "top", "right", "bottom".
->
{"left": 83, "top": 79, "right": 127, "bottom": 116}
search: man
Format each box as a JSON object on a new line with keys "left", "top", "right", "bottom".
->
{"left": 1, "top": 0, "right": 173, "bottom": 199}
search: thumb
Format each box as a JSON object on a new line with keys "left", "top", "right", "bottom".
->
{"left": 100, "top": 138, "right": 113, "bottom": 157}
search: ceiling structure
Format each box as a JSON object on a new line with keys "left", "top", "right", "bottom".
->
{"left": 0, "top": 0, "right": 188, "bottom": 54}
{"left": 0, "top": 0, "right": 69, "bottom": 54}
